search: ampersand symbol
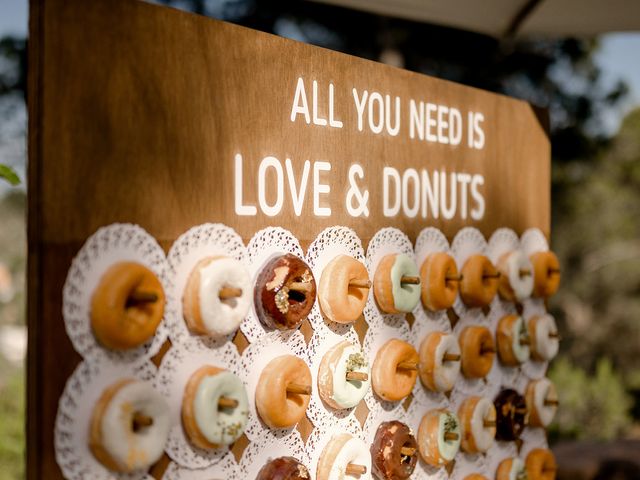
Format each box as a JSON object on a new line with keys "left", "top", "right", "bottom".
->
{"left": 346, "top": 164, "right": 369, "bottom": 217}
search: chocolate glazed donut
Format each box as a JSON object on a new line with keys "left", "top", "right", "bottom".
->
{"left": 256, "top": 456, "right": 310, "bottom": 480}
{"left": 254, "top": 254, "right": 317, "bottom": 330}
{"left": 371, "top": 421, "right": 418, "bottom": 480}
{"left": 494, "top": 389, "right": 528, "bottom": 441}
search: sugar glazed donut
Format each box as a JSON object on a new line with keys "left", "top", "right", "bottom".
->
{"left": 373, "top": 253, "right": 421, "bottom": 314}
{"left": 255, "top": 355, "right": 311, "bottom": 428}
{"left": 91, "top": 261, "right": 165, "bottom": 350}
{"left": 417, "top": 409, "right": 461, "bottom": 467}
{"left": 182, "top": 256, "right": 251, "bottom": 337}
{"left": 530, "top": 251, "right": 561, "bottom": 298}
{"left": 318, "top": 254, "right": 370, "bottom": 324}
{"left": 527, "top": 314, "right": 560, "bottom": 362}
{"left": 459, "top": 254, "right": 500, "bottom": 308}
{"left": 496, "top": 315, "right": 531, "bottom": 367}
{"left": 525, "top": 378, "right": 558, "bottom": 428}
{"left": 418, "top": 332, "right": 461, "bottom": 392}
{"left": 526, "top": 448, "right": 557, "bottom": 480}
{"left": 497, "top": 250, "right": 534, "bottom": 302}
{"left": 458, "top": 326, "right": 495, "bottom": 379}
{"left": 457, "top": 396, "right": 496, "bottom": 454}
{"left": 496, "top": 457, "right": 527, "bottom": 480}
{"left": 494, "top": 389, "right": 528, "bottom": 441}
{"left": 255, "top": 457, "right": 310, "bottom": 480}
{"left": 372, "top": 339, "right": 419, "bottom": 401}
{"left": 318, "top": 340, "right": 370, "bottom": 409}
{"left": 317, "top": 433, "right": 372, "bottom": 480}
{"left": 254, "top": 253, "right": 316, "bottom": 330}
{"left": 371, "top": 421, "right": 418, "bottom": 480}
{"left": 181, "top": 365, "right": 249, "bottom": 449}
{"left": 89, "top": 379, "right": 170, "bottom": 472}
{"left": 419, "top": 252, "right": 459, "bottom": 311}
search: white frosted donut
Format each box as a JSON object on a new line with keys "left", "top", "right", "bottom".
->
{"left": 92, "top": 380, "right": 170, "bottom": 472}
{"left": 458, "top": 397, "right": 496, "bottom": 453}
{"left": 499, "top": 251, "right": 534, "bottom": 302}
{"left": 526, "top": 378, "right": 558, "bottom": 428}
{"left": 497, "top": 315, "right": 530, "bottom": 365}
{"left": 193, "top": 257, "right": 251, "bottom": 336}
{"left": 318, "top": 341, "right": 370, "bottom": 409}
{"left": 510, "top": 316, "right": 530, "bottom": 364}
{"left": 528, "top": 314, "right": 560, "bottom": 361}
{"left": 317, "top": 433, "right": 372, "bottom": 480}
{"left": 419, "top": 332, "right": 461, "bottom": 392}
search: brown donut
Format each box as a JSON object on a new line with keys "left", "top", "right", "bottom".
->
{"left": 530, "top": 251, "right": 561, "bottom": 298}
{"left": 372, "top": 339, "right": 419, "bottom": 401}
{"left": 459, "top": 255, "right": 499, "bottom": 308}
{"left": 254, "top": 254, "right": 316, "bottom": 330}
{"left": 371, "top": 420, "right": 418, "bottom": 480}
{"left": 420, "top": 252, "right": 459, "bottom": 311}
{"left": 255, "top": 456, "right": 310, "bottom": 480}
{"left": 526, "top": 448, "right": 557, "bottom": 480}
{"left": 459, "top": 326, "right": 495, "bottom": 378}
{"left": 494, "top": 389, "right": 528, "bottom": 441}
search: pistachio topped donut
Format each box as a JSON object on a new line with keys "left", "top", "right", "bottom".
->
{"left": 254, "top": 254, "right": 316, "bottom": 330}
{"left": 525, "top": 378, "right": 558, "bottom": 428}
{"left": 419, "top": 252, "right": 459, "bottom": 311}
{"left": 371, "top": 421, "right": 418, "bottom": 480}
{"left": 255, "top": 355, "right": 311, "bottom": 428}
{"left": 89, "top": 379, "right": 170, "bottom": 472}
{"left": 181, "top": 365, "right": 249, "bottom": 449}
{"left": 91, "top": 262, "right": 166, "bottom": 350}
{"left": 317, "top": 433, "right": 372, "bottom": 480}
{"left": 460, "top": 254, "right": 500, "bottom": 308}
{"left": 494, "top": 389, "right": 528, "bottom": 441}
{"left": 373, "top": 253, "right": 421, "bottom": 314}
{"left": 318, "top": 254, "right": 370, "bottom": 324}
{"left": 182, "top": 256, "right": 251, "bottom": 337}
{"left": 497, "top": 315, "right": 531, "bottom": 366}
{"left": 256, "top": 457, "right": 310, "bottom": 480}
{"left": 527, "top": 314, "right": 560, "bottom": 362}
{"left": 496, "top": 457, "right": 527, "bottom": 480}
{"left": 459, "top": 325, "right": 495, "bottom": 379}
{"left": 419, "top": 331, "right": 461, "bottom": 392}
{"left": 526, "top": 448, "right": 557, "bottom": 480}
{"left": 372, "top": 339, "right": 419, "bottom": 401}
{"left": 417, "top": 409, "right": 461, "bottom": 467}
{"left": 318, "top": 340, "right": 370, "bottom": 409}
{"left": 530, "top": 251, "right": 561, "bottom": 298}
{"left": 498, "top": 250, "right": 534, "bottom": 302}
{"left": 457, "top": 396, "right": 496, "bottom": 454}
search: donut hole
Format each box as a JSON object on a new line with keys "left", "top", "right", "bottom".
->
{"left": 131, "top": 411, "right": 153, "bottom": 433}
{"left": 347, "top": 285, "right": 367, "bottom": 303}
{"left": 285, "top": 391, "right": 307, "bottom": 408}
{"left": 220, "top": 295, "right": 239, "bottom": 309}
{"left": 400, "top": 441, "right": 414, "bottom": 464}
{"left": 288, "top": 289, "right": 307, "bottom": 304}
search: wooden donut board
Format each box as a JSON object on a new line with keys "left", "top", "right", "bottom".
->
{"left": 27, "top": 0, "right": 550, "bottom": 478}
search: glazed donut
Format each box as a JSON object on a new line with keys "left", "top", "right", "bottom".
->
{"left": 460, "top": 254, "right": 500, "bottom": 308}
{"left": 458, "top": 326, "right": 495, "bottom": 379}
{"left": 418, "top": 332, "right": 461, "bottom": 392}
{"left": 371, "top": 421, "right": 418, "bottom": 480}
{"left": 89, "top": 379, "right": 170, "bottom": 472}
{"left": 372, "top": 339, "right": 419, "bottom": 401}
{"left": 256, "top": 457, "right": 310, "bottom": 480}
{"left": 373, "top": 253, "right": 421, "bottom": 314}
{"left": 494, "top": 389, "right": 528, "bottom": 441}
{"left": 182, "top": 256, "right": 251, "bottom": 337}
{"left": 181, "top": 365, "right": 249, "bottom": 449}
{"left": 317, "top": 433, "right": 372, "bottom": 480}
{"left": 498, "top": 250, "right": 534, "bottom": 302}
{"left": 419, "top": 252, "right": 459, "bottom": 311}
{"left": 526, "top": 448, "right": 557, "bottom": 480}
{"left": 318, "top": 341, "right": 370, "bottom": 409}
{"left": 91, "top": 262, "right": 165, "bottom": 350}
{"left": 255, "top": 355, "right": 311, "bottom": 428}
{"left": 318, "top": 254, "right": 370, "bottom": 324}
{"left": 525, "top": 378, "right": 558, "bottom": 428}
{"left": 254, "top": 254, "right": 316, "bottom": 330}
{"left": 530, "top": 251, "right": 561, "bottom": 298}
{"left": 496, "top": 457, "right": 527, "bottom": 480}
{"left": 417, "top": 409, "right": 461, "bottom": 467}
{"left": 457, "top": 396, "right": 496, "bottom": 454}
{"left": 527, "top": 314, "right": 560, "bottom": 362}
{"left": 496, "top": 315, "right": 531, "bottom": 366}
{"left": 463, "top": 475, "right": 489, "bottom": 480}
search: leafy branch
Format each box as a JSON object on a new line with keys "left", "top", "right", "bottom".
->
{"left": 0, "top": 164, "right": 19, "bottom": 185}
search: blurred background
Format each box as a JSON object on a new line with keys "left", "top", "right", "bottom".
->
{"left": 1, "top": 0, "right": 639, "bottom": 479}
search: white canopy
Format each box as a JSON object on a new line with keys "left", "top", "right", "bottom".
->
{"left": 311, "top": 0, "right": 640, "bottom": 38}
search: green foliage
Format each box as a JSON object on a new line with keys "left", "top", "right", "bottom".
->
{"left": 0, "top": 165, "right": 19, "bottom": 186}
{"left": 549, "top": 357, "right": 632, "bottom": 440}
{"left": 0, "top": 365, "right": 24, "bottom": 480}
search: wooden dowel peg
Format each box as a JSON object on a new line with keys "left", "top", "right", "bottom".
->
{"left": 480, "top": 344, "right": 495, "bottom": 354}
{"left": 544, "top": 399, "right": 559, "bottom": 407}
{"left": 483, "top": 419, "right": 496, "bottom": 428}
{"left": 514, "top": 407, "right": 528, "bottom": 415}
{"left": 443, "top": 353, "right": 461, "bottom": 362}
{"left": 400, "top": 446, "right": 416, "bottom": 456}
{"left": 218, "top": 396, "right": 239, "bottom": 409}
{"left": 397, "top": 361, "right": 418, "bottom": 371}
{"left": 132, "top": 412, "right": 153, "bottom": 431}
{"left": 519, "top": 268, "right": 532, "bottom": 277}
{"left": 346, "top": 371, "right": 369, "bottom": 382}
{"left": 519, "top": 337, "right": 531, "bottom": 346}
{"left": 482, "top": 272, "right": 501, "bottom": 279}
{"left": 549, "top": 332, "right": 561, "bottom": 339}
{"left": 129, "top": 291, "right": 158, "bottom": 303}
{"left": 219, "top": 286, "right": 242, "bottom": 299}
{"left": 400, "top": 276, "right": 421, "bottom": 285}
{"left": 286, "top": 383, "right": 312, "bottom": 395}
{"left": 445, "top": 273, "right": 463, "bottom": 282}
{"left": 444, "top": 432, "right": 459, "bottom": 441}
{"left": 289, "top": 282, "right": 313, "bottom": 293}
{"left": 548, "top": 268, "right": 561, "bottom": 274}
{"left": 345, "top": 464, "right": 367, "bottom": 475}
{"left": 349, "top": 279, "right": 372, "bottom": 289}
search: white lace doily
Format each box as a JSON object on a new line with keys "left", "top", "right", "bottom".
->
{"left": 485, "top": 440, "right": 519, "bottom": 478}
{"left": 154, "top": 338, "right": 242, "bottom": 469}
{"left": 166, "top": 223, "right": 248, "bottom": 346}
{"left": 239, "top": 429, "right": 309, "bottom": 478}
{"left": 62, "top": 223, "right": 173, "bottom": 363}
{"left": 306, "top": 415, "right": 364, "bottom": 480}
{"left": 162, "top": 457, "right": 239, "bottom": 480}
{"left": 451, "top": 227, "right": 488, "bottom": 318}
{"left": 362, "top": 398, "right": 408, "bottom": 447}
{"left": 54, "top": 359, "right": 157, "bottom": 480}
{"left": 241, "top": 227, "right": 306, "bottom": 343}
